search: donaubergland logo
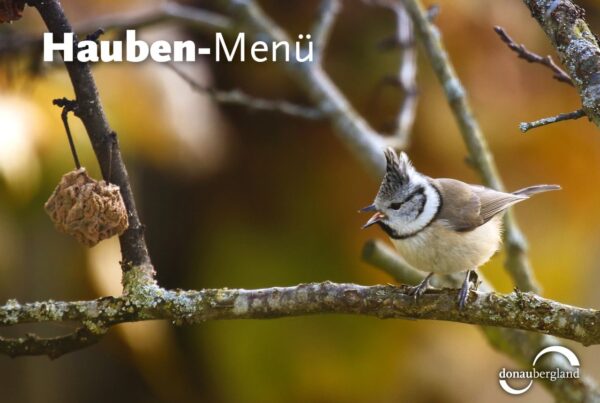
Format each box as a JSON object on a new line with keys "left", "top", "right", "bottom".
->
{"left": 498, "top": 346, "right": 580, "bottom": 395}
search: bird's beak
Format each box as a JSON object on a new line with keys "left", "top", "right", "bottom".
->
{"left": 359, "top": 204, "right": 386, "bottom": 229}
{"left": 362, "top": 212, "right": 386, "bottom": 229}
{"left": 359, "top": 204, "right": 377, "bottom": 213}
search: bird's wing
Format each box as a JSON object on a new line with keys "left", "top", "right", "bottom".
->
{"left": 434, "top": 178, "right": 526, "bottom": 231}
{"left": 472, "top": 185, "right": 527, "bottom": 223}
{"left": 433, "top": 178, "right": 483, "bottom": 231}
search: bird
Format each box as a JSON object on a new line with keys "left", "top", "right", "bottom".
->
{"left": 360, "top": 148, "right": 559, "bottom": 309}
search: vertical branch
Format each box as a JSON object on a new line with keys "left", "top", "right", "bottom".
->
{"left": 52, "top": 98, "right": 82, "bottom": 169}
{"left": 370, "top": 0, "right": 419, "bottom": 145}
{"left": 311, "top": 0, "right": 341, "bottom": 63}
{"left": 30, "top": 0, "right": 154, "bottom": 285}
{"left": 392, "top": 3, "right": 418, "bottom": 144}
{"left": 401, "top": 0, "right": 539, "bottom": 292}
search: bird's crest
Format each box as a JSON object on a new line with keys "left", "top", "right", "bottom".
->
{"left": 378, "top": 148, "right": 414, "bottom": 198}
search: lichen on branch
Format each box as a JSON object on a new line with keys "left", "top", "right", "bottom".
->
{"left": 523, "top": 0, "right": 600, "bottom": 126}
{"left": 2, "top": 281, "right": 600, "bottom": 359}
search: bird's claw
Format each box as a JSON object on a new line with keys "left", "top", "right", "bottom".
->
{"left": 407, "top": 273, "right": 433, "bottom": 302}
{"left": 458, "top": 270, "right": 478, "bottom": 309}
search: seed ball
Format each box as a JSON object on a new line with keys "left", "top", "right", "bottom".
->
{"left": 44, "top": 168, "right": 129, "bottom": 247}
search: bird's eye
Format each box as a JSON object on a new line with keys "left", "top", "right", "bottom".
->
{"left": 390, "top": 202, "right": 402, "bottom": 210}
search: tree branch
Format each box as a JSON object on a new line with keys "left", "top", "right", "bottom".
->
{"left": 370, "top": 0, "right": 419, "bottom": 146}
{"left": 77, "top": 2, "right": 232, "bottom": 34}
{"left": 0, "top": 3, "right": 231, "bottom": 59}
{"left": 520, "top": 108, "right": 586, "bottom": 132}
{"left": 522, "top": 0, "right": 600, "bottom": 127}
{"left": 2, "top": 283, "right": 600, "bottom": 350}
{"left": 389, "top": 2, "right": 418, "bottom": 144}
{"left": 494, "top": 25, "right": 573, "bottom": 86}
{"left": 29, "top": 0, "right": 154, "bottom": 285}
{"left": 0, "top": 326, "right": 106, "bottom": 359}
{"left": 166, "top": 63, "right": 324, "bottom": 120}
{"left": 311, "top": 0, "right": 341, "bottom": 63}
{"left": 362, "top": 239, "right": 424, "bottom": 285}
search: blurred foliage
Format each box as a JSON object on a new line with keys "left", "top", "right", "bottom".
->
{"left": 1, "top": 0, "right": 600, "bottom": 402}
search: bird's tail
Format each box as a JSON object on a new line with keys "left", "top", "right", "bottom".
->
{"left": 512, "top": 184, "right": 561, "bottom": 197}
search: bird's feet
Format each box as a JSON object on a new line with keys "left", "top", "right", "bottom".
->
{"left": 457, "top": 270, "right": 479, "bottom": 309}
{"left": 407, "top": 273, "right": 434, "bottom": 301}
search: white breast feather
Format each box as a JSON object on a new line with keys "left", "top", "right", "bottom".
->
{"left": 391, "top": 216, "right": 503, "bottom": 274}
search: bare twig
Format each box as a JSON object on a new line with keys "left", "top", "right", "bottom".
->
{"left": 391, "top": 3, "right": 418, "bottom": 144}
{"left": 425, "top": 4, "right": 440, "bottom": 21}
{"left": 369, "top": 1, "right": 418, "bottom": 145}
{"left": 0, "top": 3, "right": 231, "bottom": 64}
{"left": 311, "top": 0, "right": 341, "bottom": 63}
{"left": 0, "top": 327, "right": 106, "bottom": 359}
{"left": 520, "top": 109, "right": 586, "bottom": 132}
{"left": 166, "top": 63, "right": 324, "bottom": 120}
{"left": 522, "top": 0, "right": 600, "bottom": 127}
{"left": 494, "top": 26, "right": 573, "bottom": 86}
{"left": 53, "top": 97, "right": 81, "bottom": 169}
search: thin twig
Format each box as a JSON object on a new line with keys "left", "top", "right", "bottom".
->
{"left": 76, "top": 2, "right": 231, "bottom": 37}
{"left": 311, "top": 0, "right": 341, "bottom": 63}
{"left": 107, "top": 131, "right": 117, "bottom": 184}
{"left": 0, "top": 327, "right": 106, "bottom": 359}
{"left": 0, "top": 3, "right": 232, "bottom": 73}
{"left": 520, "top": 109, "right": 586, "bottom": 132}
{"left": 369, "top": 1, "right": 418, "bottom": 145}
{"left": 425, "top": 4, "right": 440, "bottom": 21}
{"left": 166, "top": 63, "right": 324, "bottom": 120}
{"left": 494, "top": 26, "right": 573, "bottom": 86}
{"left": 53, "top": 97, "right": 81, "bottom": 169}
{"left": 392, "top": 3, "right": 418, "bottom": 143}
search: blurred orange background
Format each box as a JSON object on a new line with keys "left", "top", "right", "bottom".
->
{"left": 0, "top": 0, "right": 599, "bottom": 402}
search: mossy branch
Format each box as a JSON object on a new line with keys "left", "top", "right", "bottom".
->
{"left": 2, "top": 280, "right": 600, "bottom": 359}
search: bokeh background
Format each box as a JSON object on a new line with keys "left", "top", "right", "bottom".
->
{"left": 1, "top": 0, "right": 599, "bottom": 402}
